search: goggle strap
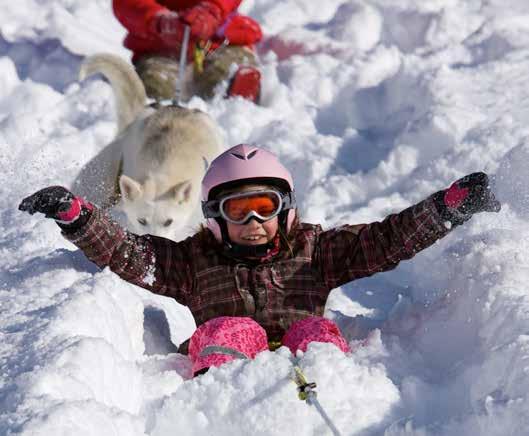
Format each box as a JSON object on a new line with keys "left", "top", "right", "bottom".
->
{"left": 202, "top": 200, "right": 222, "bottom": 218}
{"left": 282, "top": 191, "right": 296, "bottom": 210}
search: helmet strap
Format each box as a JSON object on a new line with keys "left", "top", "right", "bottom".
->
{"left": 224, "top": 239, "right": 276, "bottom": 259}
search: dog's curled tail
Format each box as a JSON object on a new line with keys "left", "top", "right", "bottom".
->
{"left": 80, "top": 54, "right": 147, "bottom": 133}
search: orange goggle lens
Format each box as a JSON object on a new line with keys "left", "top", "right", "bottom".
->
{"left": 222, "top": 192, "right": 281, "bottom": 222}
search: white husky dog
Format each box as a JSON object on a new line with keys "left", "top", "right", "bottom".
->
{"left": 73, "top": 54, "right": 223, "bottom": 239}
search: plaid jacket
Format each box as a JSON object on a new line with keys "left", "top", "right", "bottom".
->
{"left": 63, "top": 195, "right": 450, "bottom": 341}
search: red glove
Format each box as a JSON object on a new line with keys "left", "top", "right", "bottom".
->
{"left": 223, "top": 15, "right": 262, "bottom": 45}
{"left": 148, "top": 10, "right": 186, "bottom": 46}
{"left": 180, "top": 1, "right": 223, "bottom": 41}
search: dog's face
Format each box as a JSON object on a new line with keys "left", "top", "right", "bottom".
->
{"left": 119, "top": 175, "right": 195, "bottom": 239}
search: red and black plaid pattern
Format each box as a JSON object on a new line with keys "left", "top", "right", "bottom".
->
{"left": 317, "top": 197, "right": 449, "bottom": 289}
{"left": 63, "top": 195, "right": 450, "bottom": 341}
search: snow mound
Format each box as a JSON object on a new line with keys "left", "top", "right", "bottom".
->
{"left": 152, "top": 342, "right": 399, "bottom": 436}
{"left": 495, "top": 141, "right": 529, "bottom": 218}
{"left": 3, "top": 0, "right": 529, "bottom": 435}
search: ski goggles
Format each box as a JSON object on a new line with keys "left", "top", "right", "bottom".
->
{"left": 202, "top": 189, "right": 296, "bottom": 225}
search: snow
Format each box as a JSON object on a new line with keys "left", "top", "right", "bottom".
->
{"left": 2, "top": 0, "right": 529, "bottom": 435}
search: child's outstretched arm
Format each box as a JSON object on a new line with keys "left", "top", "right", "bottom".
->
{"left": 19, "top": 186, "right": 192, "bottom": 304}
{"left": 317, "top": 172, "right": 501, "bottom": 289}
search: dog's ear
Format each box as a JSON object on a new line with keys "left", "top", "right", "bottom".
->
{"left": 171, "top": 180, "right": 193, "bottom": 205}
{"left": 120, "top": 175, "right": 143, "bottom": 202}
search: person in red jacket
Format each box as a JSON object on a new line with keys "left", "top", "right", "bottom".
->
{"left": 113, "top": 0, "right": 263, "bottom": 103}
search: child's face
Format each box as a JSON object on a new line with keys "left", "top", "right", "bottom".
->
{"left": 227, "top": 216, "right": 279, "bottom": 245}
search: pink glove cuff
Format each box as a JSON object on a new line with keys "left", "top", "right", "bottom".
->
{"left": 56, "top": 197, "right": 93, "bottom": 223}
{"left": 444, "top": 183, "right": 469, "bottom": 209}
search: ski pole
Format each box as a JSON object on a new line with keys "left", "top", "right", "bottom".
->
{"left": 174, "top": 24, "right": 191, "bottom": 105}
{"left": 292, "top": 366, "right": 342, "bottom": 436}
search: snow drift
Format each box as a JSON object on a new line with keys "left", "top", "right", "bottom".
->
{"left": 2, "top": 0, "right": 529, "bottom": 435}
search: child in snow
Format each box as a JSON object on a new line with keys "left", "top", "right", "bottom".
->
{"left": 113, "top": 0, "right": 262, "bottom": 103}
{"left": 19, "top": 144, "right": 501, "bottom": 375}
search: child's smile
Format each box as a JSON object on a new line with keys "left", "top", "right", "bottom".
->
{"left": 227, "top": 217, "right": 278, "bottom": 246}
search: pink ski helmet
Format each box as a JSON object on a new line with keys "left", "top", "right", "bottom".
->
{"left": 202, "top": 144, "right": 296, "bottom": 242}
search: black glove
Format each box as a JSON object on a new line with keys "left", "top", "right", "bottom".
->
{"left": 433, "top": 172, "right": 501, "bottom": 226}
{"left": 19, "top": 186, "right": 92, "bottom": 229}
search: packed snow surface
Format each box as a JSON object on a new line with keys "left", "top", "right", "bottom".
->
{"left": 2, "top": 0, "right": 529, "bottom": 435}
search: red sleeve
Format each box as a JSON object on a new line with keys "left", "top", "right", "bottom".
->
{"left": 113, "top": 0, "right": 167, "bottom": 37}
{"left": 207, "top": 0, "right": 242, "bottom": 19}
{"left": 223, "top": 15, "right": 262, "bottom": 45}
